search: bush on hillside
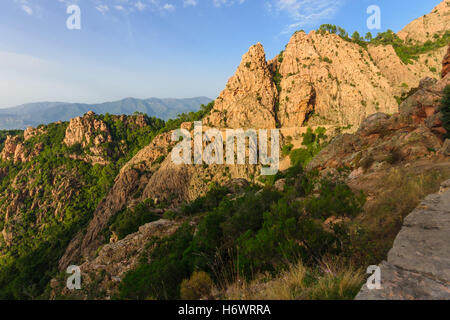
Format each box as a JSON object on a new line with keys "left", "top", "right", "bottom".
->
{"left": 180, "top": 271, "right": 215, "bottom": 300}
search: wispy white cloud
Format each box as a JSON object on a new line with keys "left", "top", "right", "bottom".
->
{"left": 183, "top": 0, "right": 198, "bottom": 7}
{"left": 135, "top": 1, "right": 146, "bottom": 11}
{"left": 92, "top": 0, "right": 176, "bottom": 14}
{"left": 162, "top": 3, "right": 176, "bottom": 11}
{"left": 213, "top": 0, "right": 246, "bottom": 8}
{"left": 272, "top": 0, "right": 344, "bottom": 33}
{"left": 14, "top": 0, "right": 34, "bottom": 15}
{"left": 13, "top": 0, "right": 342, "bottom": 34}
{"left": 96, "top": 4, "right": 110, "bottom": 15}
{"left": 21, "top": 4, "right": 33, "bottom": 15}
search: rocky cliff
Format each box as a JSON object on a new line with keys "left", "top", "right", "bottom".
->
{"left": 206, "top": 14, "right": 447, "bottom": 130}
{"left": 356, "top": 179, "right": 450, "bottom": 300}
{"left": 0, "top": 112, "right": 157, "bottom": 267}
{"left": 206, "top": 43, "right": 278, "bottom": 129}
{"left": 398, "top": 0, "right": 449, "bottom": 43}
{"left": 59, "top": 124, "right": 260, "bottom": 268}
{"left": 307, "top": 74, "right": 449, "bottom": 174}
{"left": 443, "top": 45, "right": 450, "bottom": 78}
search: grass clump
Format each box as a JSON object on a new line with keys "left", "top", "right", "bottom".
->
{"left": 180, "top": 271, "right": 215, "bottom": 300}
{"left": 224, "top": 259, "right": 364, "bottom": 300}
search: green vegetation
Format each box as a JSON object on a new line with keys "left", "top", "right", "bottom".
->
{"left": 282, "top": 143, "right": 294, "bottom": 156}
{"left": 180, "top": 271, "right": 215, "bottom": 300}
{"left": 118, "top": 223, "right": 194, "bottom": 300}
{"left": 0, "top": 101, "right": 215, "bottom": 299}
{"left": 369, "top": 29, "right": 450, "bottom": 64}
{"left": 290, "top": 127, "right": 327, "bottom": 168}
{"left": 0, "top": 130, "right": 22, "bottom": 149}
{"left": 118, "top": 160, "right": 367, "bottom": 300}
{"left": 316, "top": 25, "right": 450, "bottom": 65}
{"left": 109, "top": 199, "right": 160, "bottom": 240}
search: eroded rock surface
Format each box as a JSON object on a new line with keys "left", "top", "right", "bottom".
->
{"left": 206, "top": 43, "right": 278, "bottom": 129}
{"left": 356, "top": 179, "right": 450, "bottom": 300}
{"left": 52, "top": 219, "right": 181, "bottom": 300}
{"left": 307, "top": 71, "right": 449, "bottom": 173}
{"left": 397, "top": 1, "right": 450, "bottom": 43}
{"left": 443, "top": 45, "right": 450, "bottom": 78}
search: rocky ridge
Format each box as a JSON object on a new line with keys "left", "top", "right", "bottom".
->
{"left": 206, "top": 43, "right": 278, "bottom": 129}
{"left": 306, "top": 72, "right": 450, "bottom": 175}
{"left": 304, "top": 47, "right": 450, "bottom": 300}
{"left": 59, "top": 124, "right": 261, "bottom": 268}
{"left": 52, "top": 219, "right": 182, "bottom": 299}
{"left": 206, "top": 21, "right": 446, "bottom": 130}
{"left": 398, "top": 0, "right": 450, "bottom": 43}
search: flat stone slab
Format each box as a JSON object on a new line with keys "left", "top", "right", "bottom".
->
{"left": 356, "top": 179, "right": 450, "bottom": 300}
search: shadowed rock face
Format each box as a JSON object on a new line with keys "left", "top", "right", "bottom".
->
{"left": 356, "top": 179, "right": 450, "bottom": 300}
{"left": 443, "top": 46, "right": 450, "bottom": 79}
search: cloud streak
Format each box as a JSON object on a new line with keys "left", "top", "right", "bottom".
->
{"left": 14, "top": 0, "right": 34, "bottom": 15}
{"left": 272, "top": 0, "right": 344, "bottom": 33}
{"left": 13, "top": 0, "right": 344, "bottom": 36}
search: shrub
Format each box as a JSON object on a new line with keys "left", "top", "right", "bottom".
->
{"left": 290, "top": 127, "right": 327, "bottom": 168}
{"left": 180, "top": 271, "right": 215, "bottom": 300}
{"left": 360, "top": 156, "right": 374, "bottom": 170}
{"left": 386, "top": 148, "right": 403, "bottom": 164}
{"left": 153, "top": 155, "right": 165, "bottom": 165}
{"left": 282, "top": 143, "right": 294, "bottom": 156}
{"left": 110, "top": 200, "right": 160, "bottom": 240}
{"left": 290, "top": 148, "right": 311, "bottom": 167}
{"left": 118, "top": 224, "right": 194, "bottom": 300}
{"left": 236, "top": 178, "right": 365, "bottom": 278}
{"left": 181, "top": 185, "right": 229, "bottom": 216}
{"left": 67, "top": 142, "right": 83, "bottom": 155}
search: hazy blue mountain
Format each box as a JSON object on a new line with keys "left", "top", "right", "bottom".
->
{"left": 0, "top": 97, "right": 212, "bottom": 130}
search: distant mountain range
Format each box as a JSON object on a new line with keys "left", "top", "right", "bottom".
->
{"left": 0, "top": 96, "right": 212, "bottom": 130}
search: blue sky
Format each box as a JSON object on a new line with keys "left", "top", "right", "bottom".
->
{"left": 0, "top": 0, "right": 443, "bottom": 108}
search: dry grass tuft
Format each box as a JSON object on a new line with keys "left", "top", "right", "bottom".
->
{"left": 221, "top": 259, "right": 364, "bottom": 300}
